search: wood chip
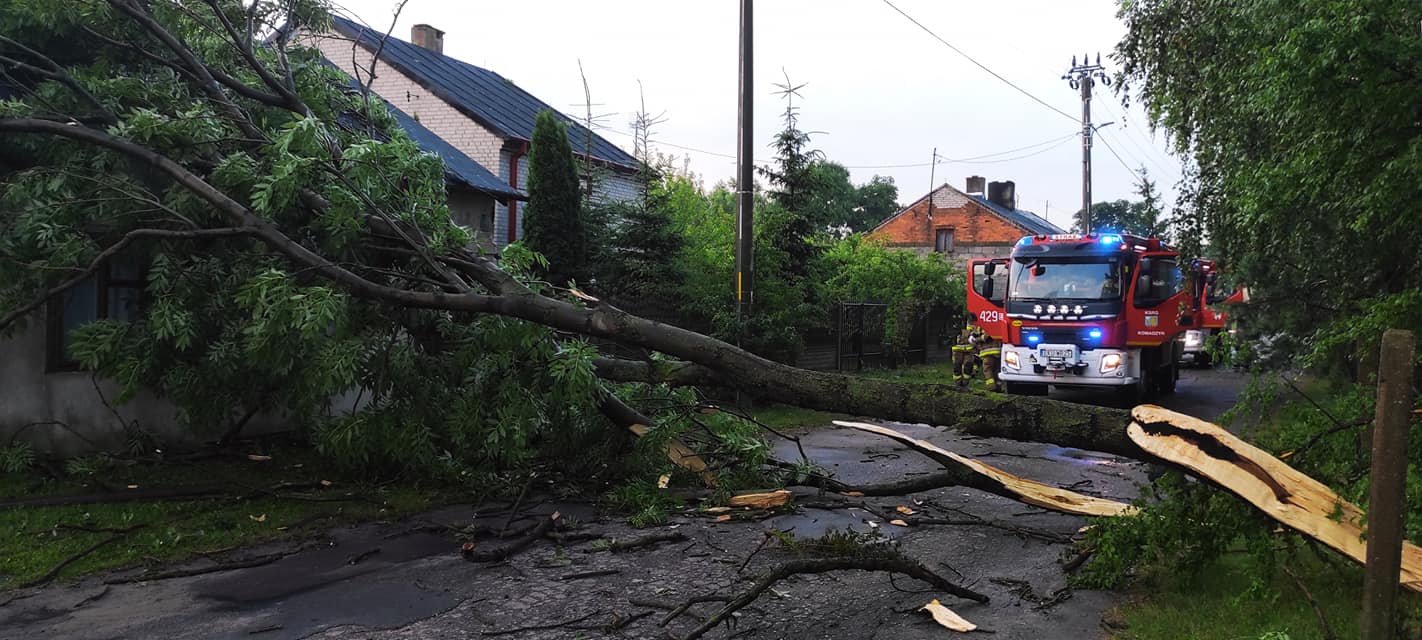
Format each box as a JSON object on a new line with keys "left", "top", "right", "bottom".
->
{"left": 657, "top": 474, "right": 671, "bottom": 489}
{"left": 895, "top": 505, "right": 917, "bottom": 515}
{"left": 249, "top": 514, "right": 267, "bottom": 523}
{"left": 921, "top": 599, "right": 977, "bottom": 632}
{"left": 247, "top": 454, "right": 272, "bottom": 462}
{"left": 840, "top": 491, "right": 864, "bottom": 497}
{"left": 726, "top": 490, "right": 791, "bottom": 509}
{"left": 889, "top": 519, "right": 909, "bottom": 527}
{"left": 703, "top": 506, "right": 732, "bottom": 514}
{"left": 715, "top": 514, "right": 732, "bottom": 523}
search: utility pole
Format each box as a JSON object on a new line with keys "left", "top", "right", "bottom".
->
{"left": 734, "top": 0, "right": 754, "bottom": 322}
{"left": 927, "top": 147, "right": 937, "bottom": 221}
{"left": 1063, "top": 53, "right": 1110, "bottom": 234}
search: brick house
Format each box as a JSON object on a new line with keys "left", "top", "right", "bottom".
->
{"left": 379, "top": 98, "right": 527, "bottom": 252}
{"left": 868, "top": 176, "right": 1065, "bottom": 260}
{"left": 308, "top": 18, "right": 642, "bottom": 249}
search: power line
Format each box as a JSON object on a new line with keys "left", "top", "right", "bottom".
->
{"left": 1094, "top": 98, "right": 1178, "bottom": 180}
{"left": 1094, "top": 132, "right": 1138, "bottom": 177}
{"left": 840, "top": 133, "right": 1074, "bottom": 168}
{"left": 597, "top": 126, "right": 1076, "bottom": 170}
{"left": 881, "top": 0, "right": 1078, "bottom": 123}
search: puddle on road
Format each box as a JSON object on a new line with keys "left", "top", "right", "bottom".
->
{"left": 763, "top": 507, "right": 907, "bottom": 541}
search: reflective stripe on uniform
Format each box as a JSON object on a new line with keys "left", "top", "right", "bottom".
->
{"left": 978, "top": 348, "right": 1000, "bottom": 357}
{"left": 952, "top": 345, "right": 973, "bottom": 352}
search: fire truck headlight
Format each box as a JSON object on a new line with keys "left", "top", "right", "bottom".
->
{"left": 1003, "top": 351, "right": 1020, "bottom": 370}
{"left": 1100, "top": 353, "right": 1122, "bottom": 374}
{"left": 1184, "top": 330, "right": 1204, "bottom": 347}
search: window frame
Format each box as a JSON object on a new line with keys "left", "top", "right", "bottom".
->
{"left": 45, "top": 258, "right": 145, "bottom": 372}
{"left": 934, "top": 227, "right": 955, "bottom": 253}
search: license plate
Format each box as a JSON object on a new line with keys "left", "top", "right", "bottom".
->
{"left": 1040, "top": 348, "right": 1073, "bottom": 359}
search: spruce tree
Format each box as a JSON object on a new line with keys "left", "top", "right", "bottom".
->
{"left": 522, "top": 110, "right": 585, "bottom": 285}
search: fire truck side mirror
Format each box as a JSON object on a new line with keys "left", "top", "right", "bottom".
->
{"left": 981, "top": 277, "right": 995, "bottom": 300}
{"left": 983, "top": 262, "right": 997, "bottom": 276}
{"left": 1136, "top": 273, "right": 1152, "bottom": 297}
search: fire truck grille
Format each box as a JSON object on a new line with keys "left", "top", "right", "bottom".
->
{"left": 1039, "top": 327, "right": 1087, "bottom": 345}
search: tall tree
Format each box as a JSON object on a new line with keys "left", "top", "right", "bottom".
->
{"left": 1117, "top": 0, "right": 1422, "bottom": 365}
{"left": 757, "top": 74, "right": 824, "bottom": 286}
{"left": 804, "top": 160, "right": 856, "bottom": 232}
{"left": 1130, "top": 167, "right": 1167, "bottom": 241}
{"left": 852, "top": 175, "right": 900, "bottom": 233}
{"left": 1070, "top": 169, "right": 1166, "bottom": 239}
{"left": 522, "top": 110, "right": 585, "bottom": 286}
{"left": 1071, "top": 199, "right": 1135, "bottom": 234}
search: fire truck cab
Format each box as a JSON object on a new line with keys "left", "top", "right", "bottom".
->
{"left": 967, "top": 232, "right": 1214, "bottom": 400}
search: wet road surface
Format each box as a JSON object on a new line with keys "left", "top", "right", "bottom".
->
{"left": 0, "top": 368, "right": 1244, "bottom": 640}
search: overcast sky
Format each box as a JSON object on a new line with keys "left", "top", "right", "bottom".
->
{"left": 329, "top": 0, "right": 1183, "bottom": 231}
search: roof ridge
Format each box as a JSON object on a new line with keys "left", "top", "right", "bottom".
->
{"left": 325, "top": 14, "right": 638, "bottom": 169}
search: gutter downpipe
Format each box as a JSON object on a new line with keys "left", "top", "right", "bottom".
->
{"left": 507, "top": 140, "right": 529, "bottom": 245}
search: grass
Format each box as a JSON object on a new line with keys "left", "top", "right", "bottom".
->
{"left": 0, "top": 442, "right": 450, "bottom": 590}
{"left": 1109, "top": 374, "right": 1422, "bottom": 640}
{"left": 752, "top": 359, "right": 988, "bottom": 430}
{"left": 1109, "top": 553, "right": 1422, "bottom": 640}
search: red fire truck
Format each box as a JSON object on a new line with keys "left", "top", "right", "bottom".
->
{"left": 966, "top": 232, "right": 1226, "bottom": 400}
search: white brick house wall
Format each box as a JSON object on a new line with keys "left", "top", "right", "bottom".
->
{"left": 305, "top": 30, "right": 642, "bottom": 249}
{"left": 305, "top": 32, "right": 507, "bottom": 171}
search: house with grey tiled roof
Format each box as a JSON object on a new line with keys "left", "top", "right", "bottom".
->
{"left": 307, "top": 17, "right": 642, "bottom": 249}
{"left": 867, "top": 176, "right": 1066, "bottom": 261}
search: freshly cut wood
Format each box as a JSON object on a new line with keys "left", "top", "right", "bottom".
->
{"left": 726, "top": 490, "right": 792, "bottom": 509}
{"left": 1129, "top": 405, "right": 1422, "bottom": 593}
{"left": 627, "top": 423, "right": 716, "bottom": 487}
{"left": 920, "top": 599, "right": 977, "bottom": 632}
{"left": 834, "top": 421, "right": 1134, "bottom": 517}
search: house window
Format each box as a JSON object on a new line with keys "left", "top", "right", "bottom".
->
{"left": 47, "top": 256, "right": 144, "bottom": 371}
{"left": 934, "top": 228, "right": 955, "bottom": 253}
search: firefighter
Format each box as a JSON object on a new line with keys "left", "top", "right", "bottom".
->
{"left": 951, "top": 316, "right": 984, "bottom": 387}
{"left": 977, "top": 332, "right": 1003, "bottom": 392}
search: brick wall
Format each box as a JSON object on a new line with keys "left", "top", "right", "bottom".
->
{"left": 306, "top": 30, "right": 641, "bottom": 249}
{"left": 869, "top": 185, "right": 1032, "bottom": 258}
{"left": 305, "top": 31, "right": 508, "bottom": 172}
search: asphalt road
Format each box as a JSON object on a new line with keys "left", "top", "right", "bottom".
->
{"left": 0, "top": 368, "right": 1245, "bottom": 640}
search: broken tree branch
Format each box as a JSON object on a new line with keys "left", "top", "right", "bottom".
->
{"left": 461, "top": 512, "right": 559, "bottom": 563}
{"left": 835, "top": 421, "right": 1133, "bottom": 517}
{"left": 21, "top": 525, "right": 146, "bottom": 588}
{"left": 676, "top": 557, "right": 988, "bottom": 640}
{"left": 1128, "top": 405, "right": 1422, "bottom": 592}
{"left": 104, "top": 551, "right": 288, "bottom": 584}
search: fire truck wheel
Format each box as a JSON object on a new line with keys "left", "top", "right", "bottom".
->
{"left": 1158, "top": 361, "right": 1179, "bottom": 394}
{"left": 1117, "top": 373, "right": 1148, "bottom": 405}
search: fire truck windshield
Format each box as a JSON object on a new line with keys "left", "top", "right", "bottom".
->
{"left": 1009, "top": 259, "right": 1123, "bottom": 301}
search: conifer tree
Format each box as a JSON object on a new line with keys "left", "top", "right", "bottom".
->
{"left": 522, "top": 110, "right": 585, "bottom": 285}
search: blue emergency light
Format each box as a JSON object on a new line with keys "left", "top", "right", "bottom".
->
{"left": 1025, "top": 332, "right": 1042, "bottom": 345}
{"left": 1088, "top": 328, "right": 1103, "bottom": 339}
{"left": 1099, "top": 234, "right": 1122, "bottom": 245}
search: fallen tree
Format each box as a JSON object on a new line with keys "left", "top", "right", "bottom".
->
{"left": 1, "top": 0, "right": 1417, "bottom": 597}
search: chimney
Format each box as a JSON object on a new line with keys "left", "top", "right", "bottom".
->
{"left": 987, "top": 180, "right": 1017, "bottom": 210}
{"left": 411, "top": 24, "right": 444, "bottom": 54}
{"left": 965, "top": 175, "right": 986, "bottom": 196}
